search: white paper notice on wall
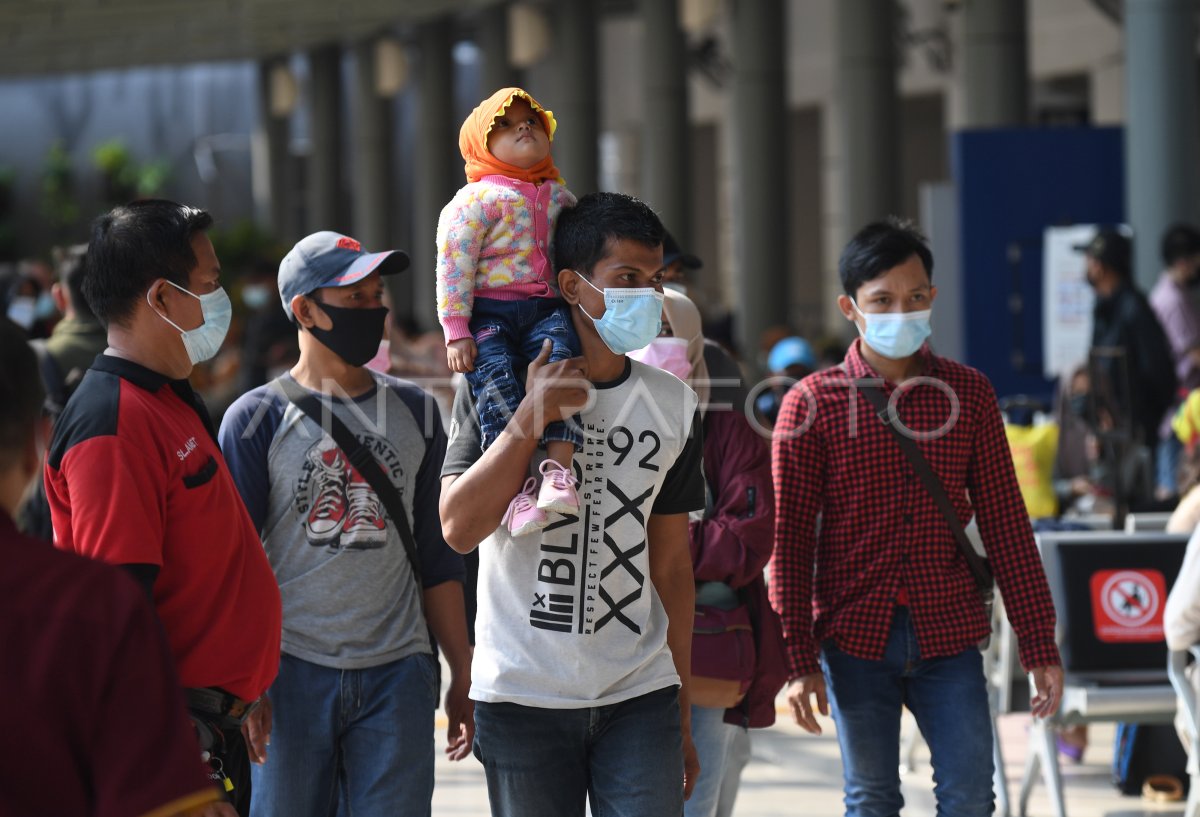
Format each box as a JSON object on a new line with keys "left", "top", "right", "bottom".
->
{"left": 1042, "top": 225, "right": 1101, "bottom": 380}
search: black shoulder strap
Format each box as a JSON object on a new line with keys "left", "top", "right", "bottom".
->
{"left": 857, "top": 380, "right": 993, "bottom": 590}
{"left": 274, "top": 376, "right": 423, "bottom": 583}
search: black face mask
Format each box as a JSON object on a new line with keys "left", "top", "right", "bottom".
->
{"left": 1068, "top": 394, "right": 1088, "bottom": 420}
{"left": 309, "top": 302, "right": 388, "bottom": 367}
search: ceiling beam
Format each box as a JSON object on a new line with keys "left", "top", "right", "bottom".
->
{"left": 0, "top": 0, "right": 506, "bottom": 77}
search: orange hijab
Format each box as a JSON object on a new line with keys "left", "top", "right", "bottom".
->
{"left": 460, "top": 87, "right": 563, "bottom": 185}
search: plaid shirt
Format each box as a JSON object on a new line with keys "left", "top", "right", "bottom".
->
{"left": 769, "top": 340, "right": 1060, "bottom": 678}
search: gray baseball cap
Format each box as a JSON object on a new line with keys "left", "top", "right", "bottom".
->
{"left": 278, "top": 231, "right": 410, "bottom": 315}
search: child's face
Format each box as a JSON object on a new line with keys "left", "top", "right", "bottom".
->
{"left": 487, "top": 97, "right": 551, "bottom": 170}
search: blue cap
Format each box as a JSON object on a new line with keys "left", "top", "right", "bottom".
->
{"left": 278, "top": 231, "right": 410, "bottom": 315}
{"left": 768, "top": 336, "right": 816, "bottom": 373}
{"left": 662, "top": 230, "right": 702, "bottom": 270}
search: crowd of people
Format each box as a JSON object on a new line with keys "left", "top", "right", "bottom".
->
{"left": 10, "top": 83, "right": 1200, "bottom": 817}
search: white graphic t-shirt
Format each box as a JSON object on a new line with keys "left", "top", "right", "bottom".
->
{"left": 443, "top": 359, "right": 705, "bottom": 708}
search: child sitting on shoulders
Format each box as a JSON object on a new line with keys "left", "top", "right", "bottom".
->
{"left": 435, "top": 87, "right": 581, "bottom": 536}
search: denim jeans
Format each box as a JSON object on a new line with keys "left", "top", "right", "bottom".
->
{"left": 472, "top": 685, "right": 685, "bottom": 817}
{"left": 821, "top": 607, "right": 994, "bottom": 817}
{"left": 249, "top": 652, "right": 438, "bottom": 817}
{"left": 684, "top": 704, "right": 739, "bottom": 817}
{"left": 466, "top": 297, "right": 582, "bottom": 451}
{"left": 1157, "top": 433, "right": 1182, "bottom": 496}
{"left": 715, "top": 726, "right": 751, "bottom": 817}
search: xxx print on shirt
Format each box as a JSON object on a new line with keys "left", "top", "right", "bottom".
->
{"left": 528, "top": 421, "right": 662, "bottom": 636}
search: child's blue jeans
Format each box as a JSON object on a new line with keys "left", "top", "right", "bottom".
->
{"left": 466, "top": 296, "right": 583, "bottom": 452}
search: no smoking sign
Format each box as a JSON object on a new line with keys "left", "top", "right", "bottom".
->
{"left": 1089, "top": 569, "right": 1168, "bottom": 643}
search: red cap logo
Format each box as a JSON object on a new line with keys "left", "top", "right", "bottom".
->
{"left": 336, "top": 236, "right": 362, "bottom": 252}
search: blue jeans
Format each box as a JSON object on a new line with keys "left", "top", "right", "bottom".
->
{"left": 472, "top": 686, "right": 685, "bottom": 817}
{"left": 715, "top": 726, "right": 751, "bottom": 817}
{"left": 1157, "top": 433, "right": 1182, "bottom": 496}
{"left": 249, "top": 652, "right": 438, "bottom": 817}
{"left": 466, "top": 297, "right": 582, "bottom": 451}
{"left": 821, "top": 607, "right": 994, "bottom": 817}
{"left": 684, "top": 704, "right": 739, "bottom": 817}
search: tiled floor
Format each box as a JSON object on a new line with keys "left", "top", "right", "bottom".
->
{"left": 430, "top": 705, "right": 1186, "bottom": 816}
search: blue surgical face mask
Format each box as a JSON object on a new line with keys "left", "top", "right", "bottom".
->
{"left": 242, "top": 284, "right": 272, "bottom": 310}
{"left": 149, "top": 279, "right": 233, "bottom": 365}
{"left": 851, "top": 299, "right": 932, "bottom": 360}
{"left": 574, "top": 271, "right": 664, "bottom": 355}
{"left": 34, "top": 291, "right": 57, "bottom": 320}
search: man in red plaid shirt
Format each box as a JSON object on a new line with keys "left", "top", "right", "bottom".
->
{"left": 770, "top": 218, "right": 1062, "bottom": 816}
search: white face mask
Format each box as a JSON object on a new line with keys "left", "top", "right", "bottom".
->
{"left": 148, "top": 279, "right": 233, "bottom": 365}
{"left": 7, "top": 296, "right": 35, "bottom": 330}
{"left": 241, "top": 284, "right": 272, "bottom": 310}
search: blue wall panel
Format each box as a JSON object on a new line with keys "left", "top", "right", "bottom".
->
{"left": 952, "top": 127, "right": 1124, "bottom": 401}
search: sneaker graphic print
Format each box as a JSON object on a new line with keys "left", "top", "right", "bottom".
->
{"left": 305, "top": 444, "right": 349, "bottom": 545}
{"left": 296, "top": 436, "right": 402, "bottom": 550}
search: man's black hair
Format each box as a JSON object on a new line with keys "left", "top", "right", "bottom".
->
{"left": 0, "top": 318, "right": 45, "bottom": 468}
{"left": 1162, "top": 223, "right": 1200, "bottom": 268}
{"left": 838, "top": 217, "right": 934, "bottom": 297}
{"left": 554, "top": 191, "right": 665, "bottom": 276}
{"left": 55, "top": 244, "right": 95, "bottom": 321}
{"left": 293, "top": 288, "right": 328, "bottom": 332}
{"left": 82, "top": 199, "right": 214, "bottom": 326}
{"left": 248, "top": 257, "right": 278, "bottom": 281}
{"left": 6, "top": 273, "right": 40, "bottom": 305}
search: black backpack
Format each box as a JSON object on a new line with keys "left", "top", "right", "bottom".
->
{"left": 1113, "top": 722, "right": 1188, "bottom": 796}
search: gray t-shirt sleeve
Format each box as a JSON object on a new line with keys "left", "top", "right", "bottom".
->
{"left": 442, "top": 380, "right": 483, "bottom": 478}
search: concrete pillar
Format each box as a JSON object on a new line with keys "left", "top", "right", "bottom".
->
{"left": 307, "top": 45, "right": 346, "bottom": 233}
{"left": 553, "top": 0, "right": 599, "bottom": 194}
{"left": 254, "top": 57, "right": 293, "bottom": 242}
{"left": 413, "top": 18, "right": 458, "bottom": 331}
{"left": 961, "top": 0, "right": 1029, "bottom": 127}
{"left": 834, "top": 0, "right": 899, "bottom": 254}
{"left": 731, "top": 0, "right": 788, "bottom": 362}
{"left": 1125, "top": 0, "right": 1200, "bottom": 290}
{"left": 351, "top": 39, "right": 393, "bottom": 251}
{"left": 641, "top": 0, "right": 690, "bottom": 245}
{"left": 477, "top": 3, "right": 517, "bottom": 91}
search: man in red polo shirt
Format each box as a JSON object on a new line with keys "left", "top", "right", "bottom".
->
{"left": 45, "top": 200, "right": 282, "bottom": 816}
{"left": 1, "top": 319, "right": 221, "bottom": 817}
{"left": 771, "top": 218, "right": 1062, "bottom": 817}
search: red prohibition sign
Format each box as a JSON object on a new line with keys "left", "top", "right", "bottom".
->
{"left": 1089, "top": 569, "right": 1168, "bottom": 643}
{"left": 1098, "top": 571, "right": 1159, "bottom": 628}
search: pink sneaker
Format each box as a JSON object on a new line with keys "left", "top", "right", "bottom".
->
{"left": 537, "top": 459, "right": 579, "bottom": 514}
{"left": 503, "top": 477, "right": 548, "bottom": 537}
